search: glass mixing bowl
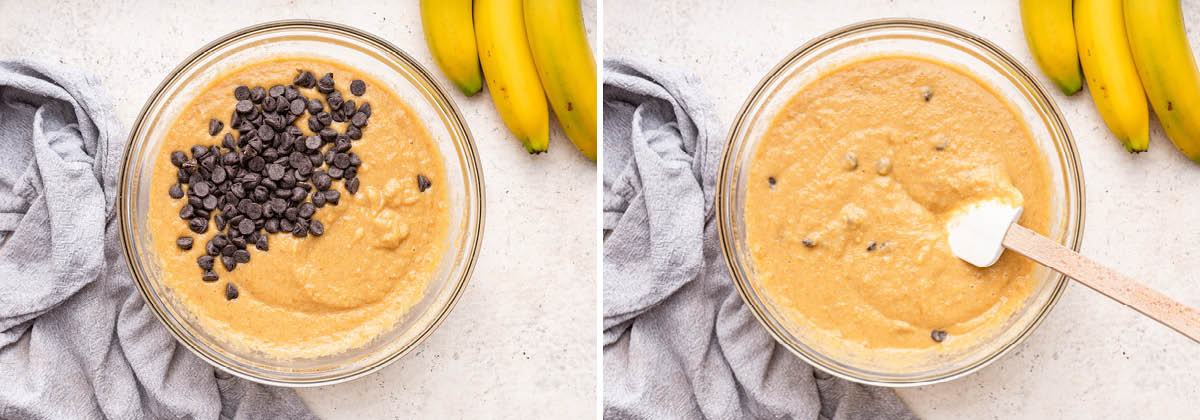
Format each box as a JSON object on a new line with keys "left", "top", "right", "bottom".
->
{"left": 717, "top": 19, "right": 1084, "bottom": 386}
{"left": 117, "top": 20, "right": 484, "bottom": 386}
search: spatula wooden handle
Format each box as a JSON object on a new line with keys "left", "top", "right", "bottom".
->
{"left": 1003, "top": 224, "right": 1200, "bottom": 344}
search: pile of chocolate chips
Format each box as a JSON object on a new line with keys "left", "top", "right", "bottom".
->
{"left": 169, "top": 70, "right": 377, "bottom": 298}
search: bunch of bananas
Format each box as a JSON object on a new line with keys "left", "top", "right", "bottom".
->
{"left": 420, "top": 0, "right": 597, "bottom": 161}
{"left": 1021, "top": 0, "right": 1200, "bottom": 161}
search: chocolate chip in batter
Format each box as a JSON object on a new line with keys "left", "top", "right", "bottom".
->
{"left": 169, "top": 183, "right": 185, "bottom": 199}
{"left": 317, "top": 72, "right": 335, "bottom": 94}
{"left": 294, "top": 70, "right": 316, "bottom": 88}
{"left": 309, "top": 220, "right": 324, "bottom": 236}
{"left": 350, "top": 79, "right": 365, "bottom": 96}
{"left": 801, "top": 238, "right": 815, "bottom": 248}
{"left": 176, "top": 237, "right": 194, "bottom": 250}
{"left": 931, "top": 329, "right": 947, "bottom": 342}
{"left": 201, "top": 270, "right": 219, "bottom": 282}
{"left": 208, "top": 119, "right": 223, "bottom": 136}
{"left": 225, "top": 283, "right": 239, "bottom": 300}
{"left": 234, "top": 85, "right": 251, "bottom": 100}
{"left": 416, "top": 174, "right": 431, "bottom": 192}
{"left": 921, "top": 86, "right": 934, "bottom": 102}
{"left": 171, "top": 151, "right": 188, "bottom": 167}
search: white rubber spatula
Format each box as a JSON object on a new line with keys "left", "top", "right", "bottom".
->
{"left": 947, "top": 198, "right": 1200, "bottom": 344}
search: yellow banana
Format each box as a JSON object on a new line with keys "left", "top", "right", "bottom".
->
{"left": 1074, "top": 0, "right": 1148, "bottom": 152}
{"left": 1020, "top": 0, "right": 1083, "bottom": 95}
{"left": 475, "top": 0, "right": 549, "bottom": 153}
{"left": 1125, "top": 0, "right": 1200, "bottom": 162}
{"left": 420, "top": 0, "right": 483, "bottom": 96}
{"left": 524, "top": 0, "right": 597, "bottom": 161}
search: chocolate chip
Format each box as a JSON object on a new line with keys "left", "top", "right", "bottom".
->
{"left": 192, "top": 181, "right": 211, "bottom": 197}
{"left": 191, "top": 145, "right": 209, "bottom": 159}
{"left": 931, "top": 329, "right": 947, "bottom": 342}
{"left": 238, "top": 218, "right": 254, "bottom": 235}
{"left": 312, "top": 171, "right": 332, "bottom": 190}
{"left": 231, "top": 235, "right": 247, "bottom": 250}
{"left": 331, "top": 109, "right": 346, "bottom": 123}
{"left": 233, "top": 249, "right": 251, "bottom": 263}
{"left": 176, "top": 237, "right": 194, "bottom": 250}
{"left": 324, "top": 189, "right": 341, "bottom": 204}
{"left": 323, "top": 153, "right": 344, "bottom": 169}
{"left": 316, "top": 111, "right": 332, "bottom": 126}
{"left": 198, "top": 255, "right": 215, "bottom": 270}
{"left": 189, "top": 217, "right": 208, "bottom": 233}
{"left": 298, "top": 202, "right": 315, "bottom": 219}
{"left": 345, "top": 178, "right": 359, "bottom": 195}
{"left": 289, "top": 98, "right": 305, "bottom": 115}
{"left": 301, "top": 135, "right": 320, "bottom": 152}
{"left": 327, "top": 91, "right": 343, "bottom": 109}
{"left": 201, "top": 270, "right": 219, "bottom": 282}
{"left": 221, "top": 255, "right": 237, "bottom": 272}
{"left": 268, "top": 85, "right": 285, "bottom": 98}
{"left": 244, "top": 202, "right": 263, "bottom": 219}
{"left": 319, "top": 128, "right": 337, "bottom": 141}
{"left": 211, "top": 166, "right": 226, "bottom": 184}
{"left": 225, "top": 283, "right": 239, "bottom": 300}
{"left": 349, "top": 79, "right": 365, "bottom": 96}
{"left": 202, "top": 195, "right": 217, "bottom": 210}
{"left": 294, "top": 71, "right": 316, "bottom": 88}
{"left": 171, "top": 151, "right": 188, "bottom": 167}
{"left": 317, "top": 73, "right": 335, "bottom": 94}
{"left": 334, "top": 136, "right": 351, "bottom": 153}
{"left": 256, "top": 234, "right": 269, "bottom": 250}
{"left": 309, "top": 220, "right": 325, "bottom": 236}
{"left": 280, "top": 218, "right": 295, "bottom": 232}
{"left": 290, "top": 187, "right": 308, "bottom": 202}
{"left": 215, "top": 214, "right": 227, "bottom": 231}
{"left": 312, "top": 191, "right": 327, "bottom": 207}
{"left": 346, "top": 124, "right": 362, "bottom": 140}
{"left": 341, "top": 100, "right": 356, "bottom": 116}
{"left": 236, "top": 99, "right": 254, "bottom": 114}
{"left": 307, "top": 98, "right": 323, "bottom": 114}
{"left": 180, "top": 204, "right": 195, "bottom": 219}
{"left": 288, "top": 152, "right": 309, "bottom": 169}
{"left": 417, "top": 174, "right": 431, "bottom": 192}
{"left": 205, "top": 240, "right": 219, "bottom": 256}
{"left": 234, "top": 86, "right": 251, "bottom": 100}
{"left": 251, "top": 87, "right": 266, "bottom": 103}
{"left": 169, "top": 183, "right": 184, "bottom": 199}
{"left": 358, "top": 102, "right": 371, "bottom": 117}
{"left": 292, "top": 222, "right": 308, "bottom": 238}
{"left": 309, "top": 152, "right": 324, "bottom": 167}
{"left": 351, "top": 112, "right": 367, "bottom": 127}
{"left": 221, "top": 244, "right": 237, "bottom": 257}
{"left": 208, "top": 119, "right": 223, "bottom": 136}
{"left": 348, "top": 153, "right": 361, "bottom": 167}
{"left": 284, "top": 85, "right": 300, "bottom": 101}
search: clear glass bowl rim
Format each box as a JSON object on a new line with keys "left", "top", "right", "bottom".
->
{"left": 716, "top": 18, "right": 1086, "bottom": 387}
{"left": 116, "top": 19, "right": 485, "bottom": 387}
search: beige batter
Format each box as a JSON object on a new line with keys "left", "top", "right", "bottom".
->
{"left": 148, "top": 58, "right": 449, "bottom": 358}
{"left": 746, "top": 57, "right": 1052, "bottom": 351}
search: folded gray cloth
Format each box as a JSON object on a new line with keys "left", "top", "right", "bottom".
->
{"left": 602, "top": 57, "right": 917, "bottom": 420}
{"left": 0, "top": 59, "right": 316, "bottom": 420}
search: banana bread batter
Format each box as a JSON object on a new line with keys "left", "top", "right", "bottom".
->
{"left": 148, "top": 58, "right": 449, "bottom": 358}
{"left": 746, "top": 57, "right": 1052, "bottom": 351}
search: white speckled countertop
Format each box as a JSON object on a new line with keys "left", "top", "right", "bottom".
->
{"left": 0, "top": 1, "right": 597, "bottom": 418}
{"left": 606, "top": 0, "right": 1200, "bottom": 418}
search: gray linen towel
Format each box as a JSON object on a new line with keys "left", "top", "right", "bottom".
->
{"left": 0, "top": 59, "right": 316, "bottom": 420}
{"left": 602, "top": 57, "right": 917, "bottom": 420}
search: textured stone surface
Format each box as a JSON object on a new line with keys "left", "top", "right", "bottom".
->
{"left": 606, "top": 1, "right": 1200, "bottom": 418}
{"left": 0, "top": 1, "right": 598, "bottom": 418}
